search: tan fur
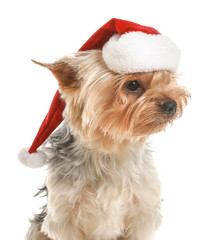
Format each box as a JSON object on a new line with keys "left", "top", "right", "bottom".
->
{"left": 34, "top": 232, "right": 51, "bottom": 240}
{"left": 32, "top": 49, "right": 189, "bottom": 240}
{"left": 51, "top": 50, "right": 189, "bottom": 152}
{"left": 42, "top": 142, "right": 161, "bottom": 240}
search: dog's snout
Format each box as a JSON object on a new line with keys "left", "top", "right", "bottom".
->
{"left": 161, "top": 100, "right": 177, "bottom": 117}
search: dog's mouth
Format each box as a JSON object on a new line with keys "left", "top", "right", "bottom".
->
{"left": 132, "top": 103, "right": 181, "bottom": 136}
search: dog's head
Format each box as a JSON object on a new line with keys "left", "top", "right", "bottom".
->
{"left": 34, "top": 50, "right": 190, "bottom": 146}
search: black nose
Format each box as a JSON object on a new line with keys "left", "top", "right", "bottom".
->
{"left": 161, "top": 100, "right": 177, "bottom": 117}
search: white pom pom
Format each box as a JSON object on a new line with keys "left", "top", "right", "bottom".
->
{"left": 18, "top": 148, "right": 47, "bottom": 168}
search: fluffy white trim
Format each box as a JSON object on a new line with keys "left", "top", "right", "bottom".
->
{"left": 102, "top": 32, "right": 180, "bottom": 73}
{"left": 18, "top": 148, "right": 47, "bottom": 168}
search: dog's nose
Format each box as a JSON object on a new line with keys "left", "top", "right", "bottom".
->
{"left": 161, "top": 100, "right": 177, "bottom": 117}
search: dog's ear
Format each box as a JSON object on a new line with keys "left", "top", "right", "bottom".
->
{"left": 32, "top": 59, "right": 78, "bottom": 88}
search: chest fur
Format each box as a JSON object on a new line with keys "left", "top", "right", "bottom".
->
{"left": 42, "top": 148, "right": 161, "bottom": 239}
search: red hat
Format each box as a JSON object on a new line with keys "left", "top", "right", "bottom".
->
{"left": 18, "top": 18, "right": 180, "bottom": 168}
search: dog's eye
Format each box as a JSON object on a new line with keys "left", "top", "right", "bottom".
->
{"left": 126, "top": 80, "right": 140, "bottom": 92}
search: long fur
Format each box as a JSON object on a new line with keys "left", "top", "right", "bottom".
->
{"left": 28, "top": 122, "right": 162, "bottom": 240}
{"left": 27, "top": 49, "right": 190, "bottom": 240}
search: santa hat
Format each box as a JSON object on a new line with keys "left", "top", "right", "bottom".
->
{"left": 18, "top": 18, "right": 180, "bottom": 168}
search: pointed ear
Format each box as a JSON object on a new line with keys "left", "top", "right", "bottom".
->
{"left": 31, "top": 59, "right": 78, "bottom": 88}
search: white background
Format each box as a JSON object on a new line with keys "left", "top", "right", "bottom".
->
{"left": 1, "top": 0, "right": 219, "bottom": 239}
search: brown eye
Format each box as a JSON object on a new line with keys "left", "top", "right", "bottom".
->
{"left": 126, "top": 80, "right": 140, "bottom": 92}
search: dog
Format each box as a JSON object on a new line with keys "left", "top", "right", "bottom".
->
{"left": 20, "top": 19, "right": 190, "bottom": 240}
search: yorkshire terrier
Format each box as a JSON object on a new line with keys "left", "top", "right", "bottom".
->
{"left": 20, "top": 19, "right": 190, "bottom": 240}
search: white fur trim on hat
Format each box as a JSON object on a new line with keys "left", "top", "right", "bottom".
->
{"left": 102, "top": 32, "right": 181, "bottom": 73}
{"left": 18, "top": 148, "right": 47, "bottom": 168}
